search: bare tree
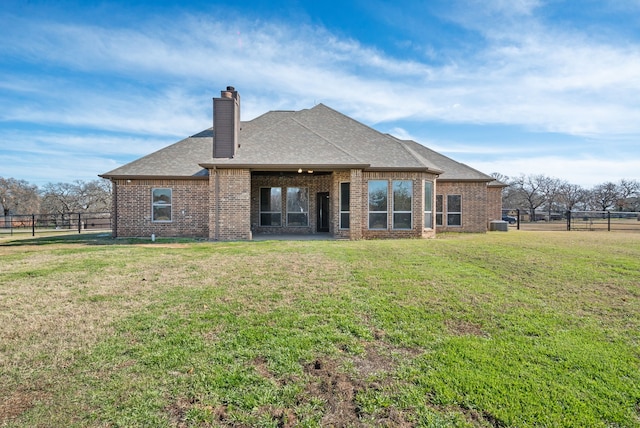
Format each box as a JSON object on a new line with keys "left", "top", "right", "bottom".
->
{"left": 511, "top": 174, "right": 548, "bottom": 221}
{"left": 0, "top": 177, "right": 40, "bottom": 221}
{"left": 490, "top": 172, "right": 510, "bottom": 184}
{"left": 615, "top": 179, "right": 640, "bottom": 211}
{"left": 76, "top": 179, "right": 112, "bottom": 212}
{"left": 40, "top": 179, "right": 111, "bottom": 215}
{"left": 589, "top": 182, "right": 619, "bottom": 211}
{"left": 558, "top": 183, "right": 588, "bottom": 211}
{"left": 539, "top": 176, "right": 566, "bottom": 219}
{"left": 491, "top": 173, "right": 521, "bottom": 211}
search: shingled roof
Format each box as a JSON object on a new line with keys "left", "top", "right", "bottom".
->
{"left": 101, "top": 103, "right": 491, "bottom": 181}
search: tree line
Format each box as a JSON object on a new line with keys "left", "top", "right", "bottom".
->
{"left": 0, "top": 177, "right": 111, "bottom": 217}
{"left": 3, "top": 173, "right": 639, "bottom": 220}
{"left": 493, "top": 173, "right": 640, "bottom": 218}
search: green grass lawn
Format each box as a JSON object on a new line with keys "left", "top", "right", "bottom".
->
{"left": 1, "top": 231, "right": 639, "bottom": 427}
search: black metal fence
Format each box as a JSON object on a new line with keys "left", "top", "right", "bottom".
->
{"left": 0, "top": 212, "right": 111, "bottom": 236}
{"left": 503, "top": 209, "right": 640, "bottom": 232}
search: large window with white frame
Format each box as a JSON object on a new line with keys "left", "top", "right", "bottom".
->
{"left": 368, "top": 180, "right": 388, "bottom": 229}
{"left": 152, "top": 188, "right": 172, "bottom": 222}
{"left": 286, "top": 187, "right": 309, "bottom": 226}
{"left": 424, "top": 181, "right": 433, "bottom": 229}
{"left": 435, "top": 194, "right": 443, "bottom": 226}
{"left": 260, "top": 187, "right": 282, "bottom": 226}
{"left": 447, "top": 194, "right": 462, "bottom": 226}
{"left": 340, "top": 182, "right": 350, "bottom": 229}
{"left": 392, "top": 180, "right": 412, "bottom": 229}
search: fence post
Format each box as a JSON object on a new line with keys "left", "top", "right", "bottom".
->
{"left": 78, "top": 213, "right": 82, "bottom": 234}
{"left": 566, "top": 210, "right": 571, "bottom": 231}
{"left": 516, "top": 208, "right": 520, "bottom": 230}
{"left": 32, "top": 214, "right": 35, "bottom": 236}
{"left": 607, "top": 210, "right": 611, "bottom": 232}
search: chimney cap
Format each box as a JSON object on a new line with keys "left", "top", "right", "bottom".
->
{"left": 226, "top": 86, "right": 235, "bottom": 91}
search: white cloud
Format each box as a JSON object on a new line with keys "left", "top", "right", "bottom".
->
{"left": 466, "top": 155, "right": 639, "bottom": 188}
{"left": 0, "top": 4, "right": 638, "bottom": 187}
{"left": 2, "top": 9, "right": 639, "bottom": 139}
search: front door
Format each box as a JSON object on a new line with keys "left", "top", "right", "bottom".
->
{"left": 316, "top": 192, "right": 330, "bottom": 232}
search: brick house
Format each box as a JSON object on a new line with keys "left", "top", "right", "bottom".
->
{"left": 100, "top": 86, "right": 504, "bottom": 240}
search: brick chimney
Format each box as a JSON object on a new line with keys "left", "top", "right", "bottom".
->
{"left": 213, "top": 86, "right": 240, "bottom": 158}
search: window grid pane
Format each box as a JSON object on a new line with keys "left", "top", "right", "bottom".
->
{"left": 435, "top": 194, "right": 443, "bottom": 226}
{"left": 392, "top": 180, "right": 412, "bottom": 229}
{"left": 340, "top": 182, "right": 350, "bottom": 229}
{"left": 260, "top": 187, "right": 282, "bottom": 226}
{"left": 368, "top": 180, "right": 388, "bottom": 229}
{"left": 424, "top": 181, "right": 433, "bottom": 229}
{"left": 286, "top": 187, "right": 309, "bottom": 227}
{"left": 152, "top": 188, "right": 172, "bottom": 222}
{"left": 447, "top": 194, "right": 462, "bottom": 226}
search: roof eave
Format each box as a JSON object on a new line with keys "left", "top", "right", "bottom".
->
{"left": 199, "top": 162, "right": 370, "bottom": 170}
{"left": 364, "top": 166, "right": 444, "bottom": 174}
{"left": 437, "top": 177, "right": 494, "bottom": 183}
{"left": 99, "top": 174, "right": 209, "bottom": 181}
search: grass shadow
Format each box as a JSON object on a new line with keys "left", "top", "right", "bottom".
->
{"left": 0, "top": 232, "right": 202, "bottom": 247}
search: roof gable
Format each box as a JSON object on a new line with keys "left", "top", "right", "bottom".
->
{"left": 101, "top": 102, "right": 491, "bottom": 179}
{"left": 204, "top": 104, "right": 442, "bottom": 171}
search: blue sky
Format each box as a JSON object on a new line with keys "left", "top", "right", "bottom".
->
{"left": 1, "top": 0, "right": 639, "bottom": 188}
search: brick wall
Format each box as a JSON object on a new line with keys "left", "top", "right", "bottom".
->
{"left": 110, "top": 172, "right": 490, "bottom": 240}
{"left": 209, "top": 168, "right": 251, "bottom": 240}
{"left": 111, "top": 179, "right": 209, "bottom": 238}
{"left": 487, "top": 186, "right": 504, "bottom": 223}
{"left": 435, "top": 181, "right": 488, "bottom": 233}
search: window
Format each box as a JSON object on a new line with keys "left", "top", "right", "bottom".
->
{"left": 447, "top": 194, "right": 462, "bottom": 226}
{"left": 340, "top": 182, "right": 350, "bottom": 229}
{"left": 286, "top": 187, "right": 309, "bottom": 226}
{"left": 424, "top": 181, "right": 433, "bottom": 229}
{"left": 435, "top": 194, "right": 443, "bottom": 226}
{"left": 368, "top": 180, "right": 388, "bottom": 229}
{"left": 260, "top": 187, "right": 282, "bottom": 226}
{"left": 393, "top": 180, "right": 412, "bottom": 229}
{"left": 152, "top": 188, "right": 172, "bottom": 222}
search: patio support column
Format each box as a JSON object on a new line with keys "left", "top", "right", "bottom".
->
{"left": 209, "top": 168, "right": 252, "bottom": 240}
{"left": 349, "top": 168, "right": 363, "bottom": 240}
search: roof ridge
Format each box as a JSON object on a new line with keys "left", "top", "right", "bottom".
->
{"left": 386, "top": 134, "right": 443, "bottom": 172}
{"left": 289, "top": 113, "right": 361, "bottom": 162}
{"left": 388, "top": 136, "right": 444, "bottom": 174}
{"left": 399, "top": 138, "right": 493, "bottom": 181}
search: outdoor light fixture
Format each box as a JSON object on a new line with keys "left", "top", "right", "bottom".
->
{"left": 307, "top": 170, "right": 313, "bottom": 174}
{"left": 298, "top": 168, "right": 302, "bottom": 173}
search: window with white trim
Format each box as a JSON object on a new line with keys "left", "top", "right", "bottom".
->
{"left": 340, "top": 182, "right": 350, "bottom": 229}
{"left": 286, "top": 187, "right": 309, "bottom": 226}
{"left": 435, "top": 194, "right": 443, "bottom": 226}
{"left": 392, "top": 180, "right": 412, "bottom": 229}
{"left": 368, "top": 180, "right": 388, "bottom": 229}
{"left": 260, "top": 187, "right": 282, "bottom": 226}
{"left": 152, "top": 188, "right": 172, "bottom": 222}
{"left": 424, "top": 181, "right": 433, "bottom": 229}
{"left": 447, "top": 194, "right": 462, "bottom": 226}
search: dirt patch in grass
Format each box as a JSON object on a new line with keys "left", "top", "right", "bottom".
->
{"left": 302, "top": 340, "right": 414, "bottom": 427}
{"left": 0, "top": 388, "right": 48, "bottom": 423}
{"left": 166, "top": 397, "right": 228, "bottom": 427}
{"left": 445, "top": 319, "right": 488, "bottom": 337}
